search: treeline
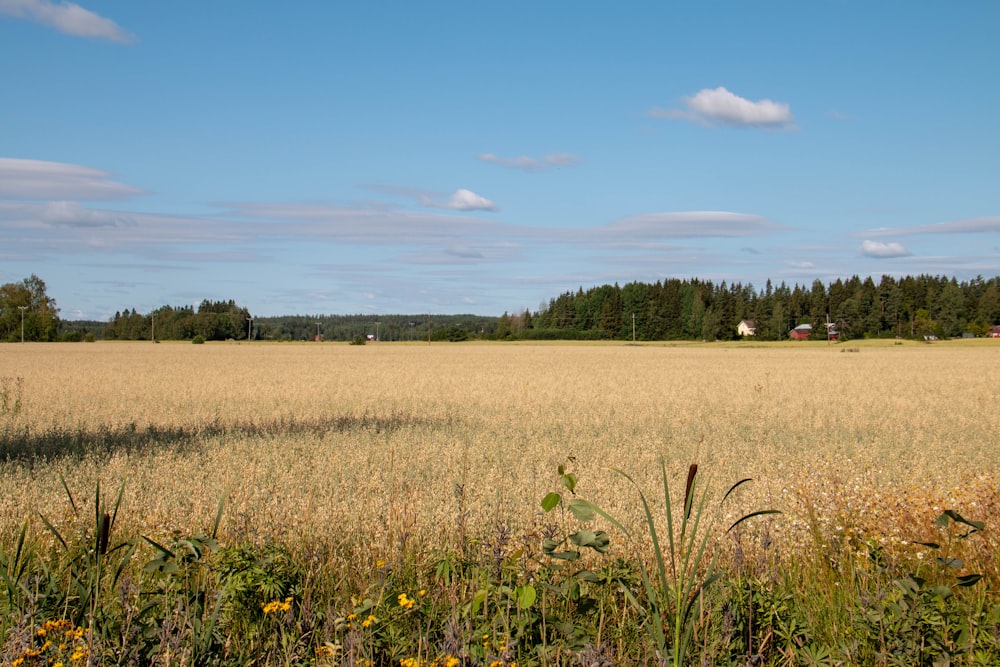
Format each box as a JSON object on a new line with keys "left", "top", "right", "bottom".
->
{"left": 504, "top": 274, "right": 1000, "bottom": 341}
{"left": 103, "top": 306, "right": 499, "bottom": 342}
{"left": 23, "top": 272, "right": 1000, "bottom": 343}
{"left": 105, "top": 300, "right": 252, "bottom": 341}
{"left": 254, "top": 314, "right": 499, "bottom": 342}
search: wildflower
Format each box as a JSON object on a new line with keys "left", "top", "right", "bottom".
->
{"left": 262, "top": 596, "right": 293, "bottom": 614}
{"left": 418, "top": 589, "right": 427, "bottom": 597}
{"left": 362, "top": 614, "right": 377, "bottom": 628}
{"left": 443, "top": 656, "right": 459, "bottom": 667}
{"left": 398, "top": 592, "right": 416, "bottom": 609}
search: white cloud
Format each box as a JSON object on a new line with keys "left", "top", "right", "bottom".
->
{"left": 861, "top": 240, "right": 910, "bottom": 258}
{"left": 601, "top": 211, "right": 782, "bottom": 239}
{"left": 423, "top": 188, "right": 498, "bottom": 211}
{"left": 864, "top": 216, "right": 1000, "bottom": 236}
{"left": 40, "top": 201, "right": 134, "bottom": 227}
{"left": 0, "top": 0, "right": 134, "bottom": 43}
{"left": 478, "top": 152, "right": 583, "bottom": 172}
{"left": 0, "top": 157, "right": 144, "bottom": 200}
{"left": 650, "top": 87, "right": 795, "bottom": 128}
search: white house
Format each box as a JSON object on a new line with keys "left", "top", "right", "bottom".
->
{"left": 737, "top": 319, "right": 756, "bottom": 337}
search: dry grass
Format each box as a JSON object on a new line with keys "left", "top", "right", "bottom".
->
{"left": 1, "top": 340, "right": 998, "bottom": 581}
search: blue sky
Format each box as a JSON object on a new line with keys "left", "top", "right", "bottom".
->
{"left": 2, "top": 1, "right": 998, "bottom": 319}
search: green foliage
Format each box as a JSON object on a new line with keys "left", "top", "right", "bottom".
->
{"left": 859, "top": 510, "right": 990, "bottom": 666}
{"left": 587, "top": 462, "right": 780, "bottom": 665}
{"left": 4, "top": 468, "right": 1000, "bottom": 664}
{"left": 0, "top": 274, "right": 61, "bottom": 342}
{"left": 106, "top": 300, "right": 252, "bottom": 341}
{"left": 192, "top": 334, "right": 206, "bottom": 344}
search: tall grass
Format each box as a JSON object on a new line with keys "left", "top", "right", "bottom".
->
{"left": 1, "top": 341, "right": 998, "bottom": 663}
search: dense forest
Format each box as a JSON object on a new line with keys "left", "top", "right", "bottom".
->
{"left": 5, "top": 273, "right": 1000, "bottom": 342}
{"left": 517, "top": 274, "right": 1000, "bottom": 341}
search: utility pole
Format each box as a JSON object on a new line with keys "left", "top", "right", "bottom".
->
{"left": 152, "top": 314, "right": 155, "bottom": 343}
{"left": 632, "top": 313, "right": 636, "bottom": 343}
{"left": 375, "top": 320, "right": 380, "bottom": 342}
{"left": 315, "top": 320, "right": 321, "bottom": 342}
{"left": 18, "top": 306, "right": 27, "bottom": 343}
{"left": 247, "top": 316, "right": 253, "bottom": 341}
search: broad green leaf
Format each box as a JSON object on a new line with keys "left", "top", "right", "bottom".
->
{"left": 548, "top": 550, "right": 581, "bottom": 561}
{"left": 516, "top": 584, "right": 536, "bottom": 609}
{"left": 560, "top": 473, "right": 578, "bottom": 493}
{"left": 568, "top": 498, "right": 595, "bottom": 521}
{"left": 570, "top": 529, "right": 610, "bottom": 553}
{"left": 541, "top": 492, "right": 561, "bottom": 512}
{"left": 541, "top": 538, "right": 560, "bottom": 553}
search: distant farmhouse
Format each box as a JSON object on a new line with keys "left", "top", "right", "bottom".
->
{"left": 737, "top": 319, "right": 756, "bottom": 337}
{"left": 989, "top": 325, "right": 1000, "bottom": 338}
{"left": 789, "top": 323, "right": 812, "bottom": 340}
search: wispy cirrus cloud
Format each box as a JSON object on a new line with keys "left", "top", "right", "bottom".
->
{"left": 861, "top": 240, "right": 910, "bottom": 258}
{"left": 864, "top": 216, "right": 1000, "bottom": 237}
{"left": 0, "top": 0, "right": 134, "bottom": 43}
{"left": 0, "top": 157, "right": 145, "bottom": 200}
{"left": 478, "top": 152, "right": 584, "bottom": 172}
{"left": 598, "top": 211, "right": 783, "bottom": 241}
{"left": 650, "top": 86, "right": 795, "bottom": 129}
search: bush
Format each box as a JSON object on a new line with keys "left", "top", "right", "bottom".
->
{"left": 192, "top": 335, "right": 206, "bottom": 344}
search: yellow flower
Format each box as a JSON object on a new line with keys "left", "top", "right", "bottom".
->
{"left": 443, "top": 656, "right": 459, "bottom": 667}
{"left": 398, "top": 593, "right": 415, "bottom": 609}
{"left": 262, "top": 596, "right": 293, "bottom": 614}
{"left": 418, "top": 589, "right": 427, "bottom": 597}
{"left": 361, "top": 614, "right": 377, "bottom": 628}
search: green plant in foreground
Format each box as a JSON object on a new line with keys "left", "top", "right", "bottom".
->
{"left": 862, "top": 509, "right": 989, "bottom": 666}
{"left": 588, "top": 461, "right": 779, "bottom": 666}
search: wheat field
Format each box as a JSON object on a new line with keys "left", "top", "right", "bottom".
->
{"left": 2, "top": 340, "right": 998, "bottom": 573}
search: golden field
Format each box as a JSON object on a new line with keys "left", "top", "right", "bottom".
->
{"left": 1, "top": 339, "right": 998, "bottom": 573}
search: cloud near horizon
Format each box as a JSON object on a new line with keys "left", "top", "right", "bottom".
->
{"left": 651, "top": 86, "right": 795, "bottom": 128}
{"left": 478, "top": 152, "right": 584, "bottom": 172}
{"left": 864, "top": 216, "right": 1000, "bottom": 237}
{"left": 861, "top": 240, "right": 910, "bottom": 258}
{"left": 0, "top": 0, "right": 134, "bottom": 43}
{"left": 0, "top": 157, "right": 145, "bottom": 200}
{"left": 601, "top": 211, "right": 783, "bottom": 239}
